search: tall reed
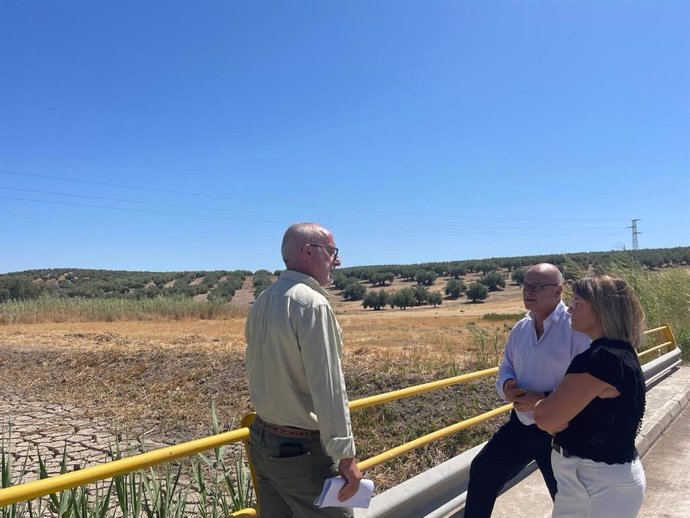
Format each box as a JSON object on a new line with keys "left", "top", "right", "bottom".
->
{"left": 564, "top": 254, "right": 690, "bottom": 360}
{"left": 0, "top": 296, "right": 246, "bottom": 325}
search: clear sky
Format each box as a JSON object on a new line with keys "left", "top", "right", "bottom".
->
{"left": 1, "top": 1, "right": 688, "bottom": 274}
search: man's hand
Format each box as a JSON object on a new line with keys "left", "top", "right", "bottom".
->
{"left": 503, "top": 379, "right": 526, "bottom": 403}
{"left": 337, "top": 457, "right": 362, "bottom": 502}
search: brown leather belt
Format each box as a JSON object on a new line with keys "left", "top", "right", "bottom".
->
{"left": 255, "top": 415, "right": 320, "bottom": 439}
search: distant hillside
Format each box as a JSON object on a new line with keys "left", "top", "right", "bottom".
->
{"left": 0, "top": 246, "right": 687, "bottom": 303}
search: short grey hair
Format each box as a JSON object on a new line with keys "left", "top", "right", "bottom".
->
{"left": 281, "top": 223, "right": 331, "bottom": 266}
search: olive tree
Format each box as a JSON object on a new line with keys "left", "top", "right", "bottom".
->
{"left": 428, "top": 291, "right": 443, "bottom": 307}
{"left": 362, "top": 290, "right": 390, "bottom": 310}
{"left": 342, "top": 281, "right": 366, "bottom": 301}
{"left": 467, "top": 282, "right": 489, "bottom": 302}
{"left": 390, "top": 288, "right": 416, "bottom": 310}
{"left": 511, "top": 268, "right": 526, "bottom": 286}
{"left": 412, "top": 285, "right": 429, "bottom": 306}
{"left": 480, "top": 271, "right": 506, "bottom": 291}
{"left": 415, "top": 269, "right": 438, "bottom": 286}
{"left": 444, "top": 279, "right": 465, "bottom": 299}
{"left": 369, "top": 272, "right": 395, "bottom": 286}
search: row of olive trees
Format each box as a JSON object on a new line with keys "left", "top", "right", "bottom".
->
{"left": 361, "top": 281, "right": 491, "bottom": 311}
{"left": 252, "top": 270, "right": 274, "bottom": 299}
{"left": 0, "top": 269, "right": 252, "bottom": 302}
{"left": 362, "top": 286, "right": 444, "bottom": 311}
{"left": 337, "top": 247, "right": 690, "bottom": 284}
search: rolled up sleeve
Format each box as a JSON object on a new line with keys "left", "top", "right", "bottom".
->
{"left": 496, "top": 331, "right": 518, "bottom": 400}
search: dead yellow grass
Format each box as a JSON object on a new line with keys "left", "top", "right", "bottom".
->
{"left": 0, "top": 281, "right": 524, "bottom": 490}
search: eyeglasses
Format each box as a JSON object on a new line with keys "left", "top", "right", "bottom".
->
{"left": 522, "top": 282, "right": 560, "bottom": 293}
{"left": 308, "top": 243, "right": 339, "bottom": 259}
{"left": 569, "top": 297, "right": 588, "bottom": 309}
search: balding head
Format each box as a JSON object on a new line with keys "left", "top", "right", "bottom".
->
{"left": 280, "top": 223, "right": 340, "bottom": 286}
{"left": 522, "top": 263, "right": 564, "bottom": 319}
{"left": 281, "top": 223, "right": 331, "bottom": 268}
{"left": 526, "top": 263, "right": 563, "bottom": 284}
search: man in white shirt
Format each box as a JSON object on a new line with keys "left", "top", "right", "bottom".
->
{"left": 463, "top": 263, "right": 590, "bottom": 518}
{"left": 246, "top": 222, "right": 362, "bottom": 518}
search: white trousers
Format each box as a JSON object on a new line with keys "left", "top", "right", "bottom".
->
{"left": 551, "top": 450, "right": 646, "bottom": 518}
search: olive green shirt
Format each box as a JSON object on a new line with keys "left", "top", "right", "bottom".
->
{"left": 245, "top": 269, "right": 356, "bottom": 460}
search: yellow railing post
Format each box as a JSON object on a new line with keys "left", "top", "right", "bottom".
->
{"left": 661, "top": 323, "right": 677, "bottom": 351}
{"left": 239, "top": 412, "right": 259, "bottom": 516}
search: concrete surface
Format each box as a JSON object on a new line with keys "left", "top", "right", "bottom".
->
{"left": 638, "top": 403, "right": 690, "bottom": 517}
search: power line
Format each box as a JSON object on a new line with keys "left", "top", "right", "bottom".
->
{"left": 0, "top": 168, "right": 224, "bottom": 199}
{"left": 0, "top": 168, "right": 627, "bottom": 224}
{"left": 1, "top": 194, "right": 629, "bottom": 233}
{"left": 0, "top": 195, "right": 272, "bottom": 223}
{"left": 0, "top": 186, "right": 263, "bottom": 216}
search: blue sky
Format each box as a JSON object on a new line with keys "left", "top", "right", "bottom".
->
{"left": 1, "top": 1, "right": 688, "bottom": 274}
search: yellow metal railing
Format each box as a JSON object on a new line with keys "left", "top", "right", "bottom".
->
{"left": 638, "top": 324, "right": 677, "bottom": 361}
{"left": 0, "top": 324, "right": 677, "bottom": 514}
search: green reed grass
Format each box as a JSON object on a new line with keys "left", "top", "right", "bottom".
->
{"left": 0, "top": 295, "right": 245, "bottom": 325}
{"left": 481, "top": 312, "right": 525, "bottom": 322}
{"left": 564, "top": 254, "right": 690, "bottom": 360}
{"left": 467, "top": 323, "right": 508, "bottom": 370}
{"left": 0, "top": 414, "right": 255, "bottom": 518}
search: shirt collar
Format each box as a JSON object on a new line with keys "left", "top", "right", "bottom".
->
{"left": 527, "top": 300, "right": 568, "bottom": 324}
{"left": 280, "top": 269, "right": 330, "bottom": 298}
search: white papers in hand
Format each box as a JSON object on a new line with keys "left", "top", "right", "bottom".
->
{"left": 313, "top": 476, "right": 375, "bottom": 508}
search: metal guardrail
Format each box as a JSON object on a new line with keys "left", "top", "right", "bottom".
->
{"left": 356, "top": 324, "right": 682, "bottom": 518}
{"left": 0, "top": 324, "right": 679, "bottom": 516}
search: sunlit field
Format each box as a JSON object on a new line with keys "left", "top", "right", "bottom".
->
{"left": 1, "top": 262, "right": 688, "bottom": 504}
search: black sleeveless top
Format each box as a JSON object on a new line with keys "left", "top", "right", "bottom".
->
{"left": 554, "top": 337, "right": 645, "bottom": 464}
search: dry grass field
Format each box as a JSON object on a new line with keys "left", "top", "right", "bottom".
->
{"left": 0, "top": 274, "right": 526, "bottom": 491}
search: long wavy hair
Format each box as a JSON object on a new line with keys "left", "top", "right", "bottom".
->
{"left": 572, "top": 274, "right": 646, "bottom": 350}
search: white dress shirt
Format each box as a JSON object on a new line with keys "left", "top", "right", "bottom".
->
{"left": 496, "top": 301, "right": 590, "bottom": 425}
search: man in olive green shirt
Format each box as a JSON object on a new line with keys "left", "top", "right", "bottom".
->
{"left": 246, "top": 222, "right": 361, "bottom": 518}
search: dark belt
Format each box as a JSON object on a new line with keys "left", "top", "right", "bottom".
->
{"left": 552, "top": 440, "right": 571, "bottom": 458}
{"left": 255, "top": 415, "right": 320, "bottom": 439}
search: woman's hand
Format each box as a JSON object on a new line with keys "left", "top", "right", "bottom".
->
{"left": 533, "top": 373, "right": 612, "bottom": 434}
{"left": 513, "top": 391, "right": 547, "bottom": 413}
